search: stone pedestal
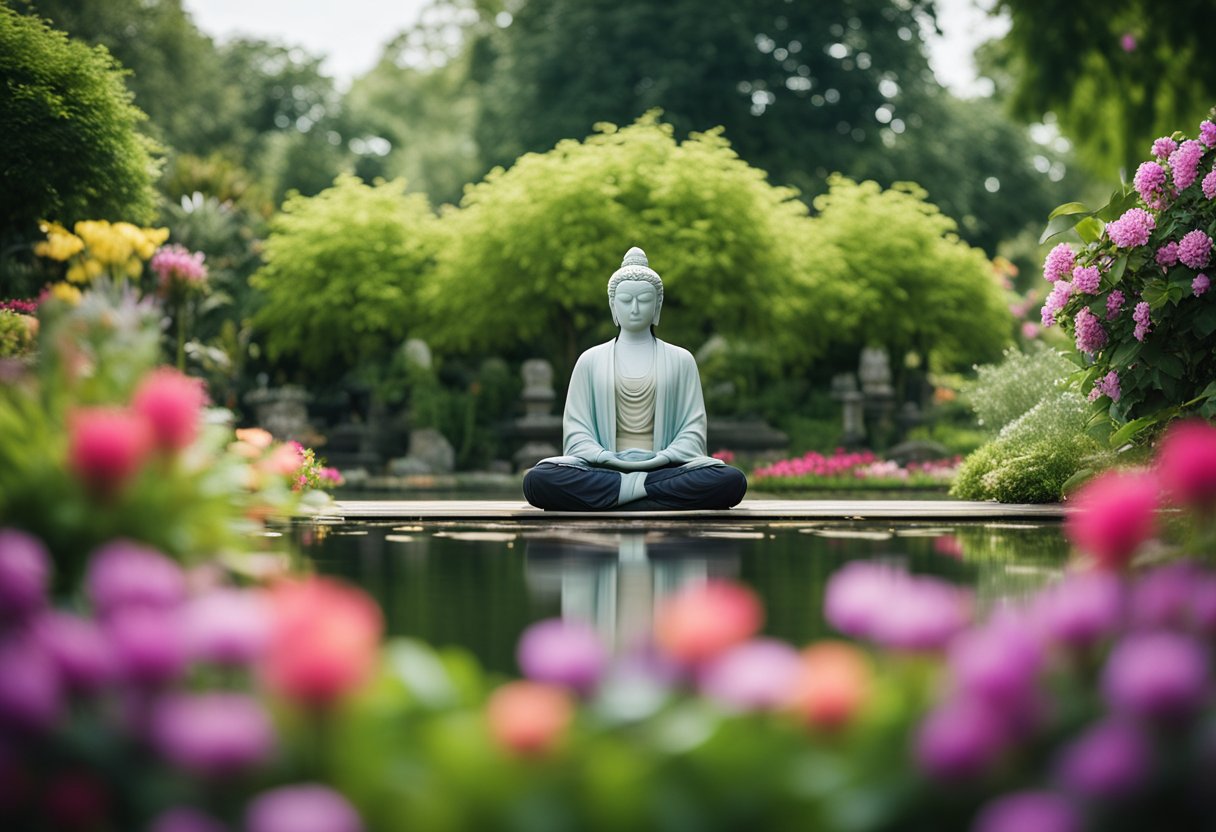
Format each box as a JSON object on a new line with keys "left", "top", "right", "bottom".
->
{"left": 244, "top": 386, "right": 311, "bottom": 441}
{"left": 511, "top": 359, "right": 562, "bottom": 470}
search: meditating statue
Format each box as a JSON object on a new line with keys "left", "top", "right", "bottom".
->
{"left": 523, "top": 247, "right": 748, "bottom": 511}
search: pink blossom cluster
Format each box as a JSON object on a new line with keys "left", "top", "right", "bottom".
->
{"left": 1205, "top": 170, "right": 1216, "bottom": 201}
{"left": 1106, "top": 208, "right": 1156, "bottom": 249}
{"left": 150, "top": 244, "right": 208, "bottom": 294}
{"left": 1133, "top": 161, "right": 1170, "bottom": 210}
{"left": 1201, "top": 120, "right": 1216, "bottom": 148}
{"left": 1178, "top": 229, "right": 1212, "bottom": 269}
{"left": 1133, "top": 301, "right": 1152, "bottom": 341}
{"left": 1073, "top": 306, "right": 1108, "bottom": 355}
{"left": 1042, "top": 243, "right": 1075, "bottom": 282}
{"left": 1155, "top": 241, "right": 1179, "bottom": 269}
{"left": 1169, "top": 140, "right": 1205, "bottom": 191}
{"left": 0, "top": 298, "right": 38, "bottom": 314}
{"left": 1106, "top": 290, "right": 1126, "bottom": 319}
{"left": 752, "top": 449, "right": 876, "bottom": 480}
{"left": 1152, "top": 136, "right": 1178, "bottom": 160}
{"left": 1195, "top": 274, "right": 1211, "bottom": 297}
{"left": 1071, "top": 265, "right": 1100, "bottom": 294}
{"left": 1040, "top": 280, "right": 1073, "bottom": 327}
{"left": 1088, "top": 370, "right": 1121, "bottom": 402}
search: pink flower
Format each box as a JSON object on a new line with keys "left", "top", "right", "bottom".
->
{"left": 697, "top": 638, "right": 803, "bottom": 712}
{"left": 1120, "top": 32, "right": 1136, "bottom": 52}
{"left": 1133, "top": 161, "right": 1169, "bottom": 209}
{"left": 1195, "top": 274, "right": 1211, "bottom": 296}
{"left": 1070, "top": 265, "right": 1100, "bottom": 294}
{"left": 1157, "top": 420, "right": 1216, "bottom": 511}
{"left": 788, "top": 641, "right": 872, "bottom": 729}
{"left": 1155, "top": 241, "right": 1179, "bottom": 269}
{"left": 148, "top": 808, "right": 229, "bottom": 832}
{"left": 0, "top": 634, "right": 62, "bottom": 734}
{"left": 485, "top": 681, "right": 573, "bottom": 757}
{"left": 0, "top": 529, "right": 50, "bottom": 624}
{"left": 517, "top": 618, "right": 607, "bottom": 696}
{"left": 1073, "top": 306, "right": 1107, "bottom": 355}
{"left": 150, "top": 693, "right": 275, "bottom": 777}
{"left": 245, "top": 784, "right": 363, "bottom": 832}
{"left": 973, "top": 791, "right": 1081, "bottom": 832}
{"left": 1201, "top": 120, "right": 1216, "bottom": 148}
{"left": 150, "top": 245, "right": 208, "bottom": 295}
{"left": 1064, "top": 470, "right": 1159, "bottom": 570}
{"left": 1102, "top": 631, "right": 1209, "bottom": 721}
{"left": 132, "top": 368, "right": 208, "bottom": 452}
{"left": 950, "top": 614, "right": 1044, "bottom": 709}
{"left": 1087, "top": 370, "right": 1121, "bottom": 403}
{"left": 105, "top": 606, "right": 186, "bottom": 685}
{"left": 1106, "top": 290, "right": 1126, "bottom": 319}
{"left": 1020, "top": 321, "right": 1040, "bottom": 339}
{"left": 1041, "top": 280, "right": 1073, "bottom": 327}
{"left": 1204, "top": 170, "right": 1216, "bottom": 200}
{"left": 261, "top": 443, "right": 304, "bottom": 477}
{"left": 1133, "top": 301, "right": 1152, "bottom": 341}
{"left": 234, "top": 427, "right": 274, "bottom": 449}
{"left": 1168, "top": 140, "right": 1204, "bottom": 191}
{"left": 1054, "top": 720, "right": 1151, "bottom": 798}
{"left": 1042, "top": 243, "right": 1075, "bottom": 282}
{"left": 654, "top": 580, "right": 762, "bottom": 665}
{"left": 1152, "top": 137, "right": 1178, "bottom": 160}
{"left": 915, "top": 696, "right": 1007, "bottom": 780}
{"left": 86, "top": 539, "right": 186, "bottom": 615}
{"left": 183, "top": 589, "right": 271, "bottom": 666}
{"left": 824, "top": 562, "right": 971, "bottom": 651}
{"left": 34, "top": 611, "right": 114, "bottom": 693}
{"left": 67, "top": 407, "right": 152, "bottom": 494}
{"left": 1033, "top": 571, "right": 1123, "bottom": 649}
{"left": 1106, "top": 208, "right": 1156, "bottom": 249}
{"left": 1178, "top": 229, "right": 1213, "bottom": 269}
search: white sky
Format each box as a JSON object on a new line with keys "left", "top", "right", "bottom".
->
{"left": 182, "top": 0, "right": 1010, "bottom": 96}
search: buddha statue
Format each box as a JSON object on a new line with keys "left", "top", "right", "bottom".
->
{"left": 523, "top": 247, "right": 748, "bottom": 511}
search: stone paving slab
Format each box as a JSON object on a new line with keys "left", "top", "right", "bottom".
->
{"left": 326, "top": 499, "right": 1065, "bottom": 522}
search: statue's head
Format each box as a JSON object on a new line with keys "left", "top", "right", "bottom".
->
{"left": 607, "top": 247, "right": 664, "bottom": 329}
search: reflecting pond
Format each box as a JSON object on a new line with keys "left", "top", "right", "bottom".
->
{"left": 291, "top": 519, "right": 1069, "bottom": 676}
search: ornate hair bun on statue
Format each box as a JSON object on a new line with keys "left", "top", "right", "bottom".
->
{"left": 622, "top": 246, "right": 649, "bottom": 268}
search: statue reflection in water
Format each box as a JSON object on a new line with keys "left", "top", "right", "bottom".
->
{"left": 524, "top": 531, "right": 741, "bottom": 650}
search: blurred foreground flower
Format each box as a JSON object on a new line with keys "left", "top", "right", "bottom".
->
{"left": 133, "top": 368, "right": 208, "bottom": 452}
{"left": 1064, "top": 470, "right": 1159, "bottom": 569}
{"left": 486, "top": 681, "right": 573, "bottom": 757}
{"left": 517, "top": 618, "right": 606, "bottom": 697}
{"left": 1157, "top": 420, "right": 1216, "bottom": 512}
{"left": 654, "top": 580, "right": 762, "bottom": 665}
{"left": 245, "top": 784, "right": 362, "bottom": 832}
{"left": 788, "top": 641, "right": 872, "bottom": 729}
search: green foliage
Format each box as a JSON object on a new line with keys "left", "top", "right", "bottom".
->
{"left": 0, "top": 6, "right": 158, "bottom": 238}
{"left": 423, "top": 114, "right": 831, "bottom": 373}
{"left": 249, "top": 176, "right": 438, "bottom": 384}
{"left": 966, "top": 345, "right": 1075, "bottom": 432}
{"left": 0, "top": 310, "right": 36, "bottom": 358}
{"left": 810, "top": 176, "right": 1014, "bottom": 370}
{"left": 994, "top": 0, "right": 1216, "bottom": 178}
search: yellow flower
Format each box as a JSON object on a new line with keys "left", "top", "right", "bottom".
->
{"left": 136, "top": 226, "right": 170, "bottom": 259}
{"left": 48, "top": 283, "right": 82, "bottom": 305}
{"left": 65, "top": 263, "right": 87, "bottom": 283}
{"left": 124, "top": 258, "right": 143, "bottom": 278}
{"left": 33, "top": 221, "right": 85, "bottom": 262}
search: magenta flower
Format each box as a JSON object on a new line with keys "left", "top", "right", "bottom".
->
{"left": 1178, "top": 229, "right": 1212, "bottom": 269}
{"left": 1157, "top": 420, "right": 1216, "bottom": 512}
{"left": 1055, "top": 719, "right": 1151, "bottom": 799}
{"left": 1020, "top": 321, "right": 1040, "bottom": 340}
{"left": 825, "top": 561, "right": 971, "bottom": 651}
{"left": 973, "top": 791, "right": 1081, "bottom": 832}
{"left": 132, "top": 368, "right": 208, "bottom": 452}
{"left": 150, "top": 244, "right": 208, "bottom": 296}
{"left": 1195, "top": 274, "right": 1211, "bottom": 296}
{"left": 1120, "top": 32, "right": 1136, "bottom": 52}
{"left": 1042, "top": 243, "right": 1075, "bottom": 282}
{"left": 1133, "top": 161, "right": 1169, "bottom": 209}
{"left": 1169, "top": 140, "right": 1204, "bottom": 191}
{"left": 1033, "top": 571, "right": 1123, "bottom": 650}
{"left": 0, "top": 634, "right": 62, "bottom": 734}
{"left": 0, "top": 528, "right": 50, "bottom": 624}
{"left": 1064, "top": 470, "right": 1158, "bottom": 570}
{"left": 1087, "top": 370, "right": 1121, "bottom": 403}
{"left": 150, "top": 693, "right": 275, "bottom": 777}
{"left": 1106, "top": 289, "right": 1125, "bottom": 319}
{"left": 34, "top": 611, "right": 114, "bottom": 693}
{"left": 1041, "top": 280, "right": 1073, "bottom": 327}
{"left": 1133, "top": 301, "right": 1152, "bottom": 341}
{"left": 1156, "top": 241, "right": 1180, "bottom": 269}
{"left": 1130, "top": 563, "right": 1202, "bottom": 631}
{"left": 697, "top": 638, "right": 803, "bottom": 712}
{"left": 105, "top": 606, "right": 186, "bottom": 685}
{"left": 1201, "top": 120, "right": 1216, "bottom": 148}
{"left": 1204, "top": 170, "right": 1216, "bottom": 200}
{"left": 949, "top": 613, "right": 1043, "bottom": 709}
{"left": 914, "top": 696, "right": 1007, "bottom": 780}
{"left": 183, "top": 588, "right": 270, "bottom": 666}
{"left": 148, "top": 807, "right": 230, "bottom": 832}
{"left": 517, "top": 618, "right": 607, "bottom": 696}
{"left": 1073, "top": 306, "right": 1107, "bottom": 354}
{"left": 1106, "top": 208, "right": 1156, "bottom": 248}
{"left": 1152, "top": 137, "right": 1178, "bottom": 160}
{"left": 1070, "top": 265, "right": 1100, "bottom": 294}
{"left": 244, "top": 784, "right": 363, "bottom": 832}
{"left": 1102, "top": 631, "right": 1209, "bottom": 721}
{"left": 86, "top": 539, "right": 186, "bottom": 616}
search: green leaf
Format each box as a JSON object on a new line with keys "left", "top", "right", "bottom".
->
{"left": 1075, "top": 217, "right": 1104, "bottom": 243}
{"left": 1049, "top": 201, "right": 1091, "bottom": 220}
{"left": 1060, "top": 466, "right": 1095, "bottom": 495}
{"left": 1039, "top": 210, "right": 1093, "bottom": 245}
{"left": 1142, "top": 282, "right": 1170, "bottom": 309}
{"left": 1195, "top": 304, "right": 1216, "bottom": 337}
{"left": 1095, "top": 187, "right": 1139, "bottom": 222}
{"left": 1108, "top": 253, "right": 1128, "bottom": 284}
{"left": 1109, "top": 416, "right": 1157, "bottom": 447}
{"left": 1153, "top": 352, "right": 1184, "bottom": 379}
{"left": 1107, "top": 339, "right": 1141, "bottom": 368}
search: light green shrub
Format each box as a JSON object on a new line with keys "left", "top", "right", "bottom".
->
{"left": 967, "top": 345, "right": 1075, "bottom": 432}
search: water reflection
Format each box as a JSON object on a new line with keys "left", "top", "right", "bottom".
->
{"left": 292, "top": 520, "right": 1070, "bottom": 676}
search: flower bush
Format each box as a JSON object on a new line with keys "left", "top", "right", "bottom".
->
{"left": 751, "top": 448, "right": 961, "bottom": 491}
{"left": 1039, "top": 115, "right": 1216, "bottom": 444}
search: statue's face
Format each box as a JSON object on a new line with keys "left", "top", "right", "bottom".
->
{"left": 612, "top": 279, "right": 658, "bottom": 333}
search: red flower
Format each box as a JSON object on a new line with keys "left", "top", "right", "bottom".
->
{"left": 1157, "top": 420, "right": 1216, "bottom": 512}
{"left": 262, "top": 577, "right": 382, "bottom": 708}
{"left": 67, "top": 407, "right": 152, "bottom": 494}
{"left": 1065, "top": 471, "right": 1159, "bottom": 569}
{"left": 132, "top": 368, "right": 208, "bottom": 452}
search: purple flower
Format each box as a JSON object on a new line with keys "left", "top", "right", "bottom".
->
{"left": 1179, "top": 229, "right": 1213, "bottom": 269}
{"left": 1133, "top": 161, "right": 1169, "bottom": 209}
{"left": 1102, "top": 631, "right": 1209, "bottom": 721}
{"left": 1034, "top": 571, "right": 1123, "bottom": 649}
{"left": 950, "top": 613, "right": 1043, "bottom": 709}
{"left": 1106, "top": 208, "right": 1156, "bottom": 249}
{"left": 1204, "top": 170, "right": 1216, "bottom": 200}
{"left": 1070, "top": 265, "right": 1100, "bottom": 294}
{"left": 1156, "top": 241, "right": 1180, "bottom": 269}
{"left": 0, "top": 634, "right": 61, "bottom": 734}
{"left": 1201, "top": 120, "right": 1216, "bottom": 149}
{"left": 1196, "top": 274, "right": 1211, "bottom": 297}
{"left": 1191, "top": 576, "right": 1216, "bottom": 634}
{"left": 0, "top": 529, "right": 50, "bottom": 624}
{"left": 825, "top": 561, "right": 971, "bottom": 651}
{"left": 1042, "top": 244, "right": 1075, "bottom": 282}
{"left": 245, "top": 784, "right": 363, "bottom": 832}
{"left": 973, "top": 791, "right": 1081, "bottom": 832}
{"left": 183, "top": 589, "right": 270, "bottom": 667}
{"left": 1106, "top": 290, "right": 1126, "bottom": 319}
{"left": 697, "top": 638, "right": 803, "bottom": 712}
{"left": 1169, "top": 140, "right": 1205, "bottom": 191}
{"left": 517, "top": 618, "right": 607, "bottom": 696}
{"left": 1133, "top": 301, "right": 1152, "bottom": 342}
{"left": 150, "top": 245, "right": 208, "bottom": 294}
{"left": 1087, "top": 370, "right": 1122, "bottom": 404}
{"left": 1073, "top": 306, "right": 1108, "bottom": 354}
{"left": 150, "top": 693, "right": 275, "bottom": 777}
{"left": 1120, "top": 33, "right": 1136, "bottom": 52}
{"left": 914, "top": 696, "right": 1007, "bottom": 780}
{"left": 1055, "top": 719, "right": 1151, "bottom": 798}
{"left": 33, "top": 611, "right": 114, "bottom": 693}
{"left": 1041, "top": 280, "right": 1073, "bottom": 327}
{"left": 105, "top": 606, "right": 186, "bottom": 686}
{"left": 1131, "top": 563, "right": 1202, "bottom": 630}
{"left": 148, "top": 807, "right": 230, "bottom": 832}
{"left": 1152, "top": 137, "right": 1179, "bottom": 160}
{"left": 86, "top": 539, "right": 186, "bottom": 616}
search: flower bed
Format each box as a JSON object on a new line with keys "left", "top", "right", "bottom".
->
{"left": 751, "top": 448, "right": 962, "bottom": 491}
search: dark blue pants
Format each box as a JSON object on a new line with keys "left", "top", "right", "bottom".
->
{"left": 523, "top": 462, "right": 747, "bottom": 511}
